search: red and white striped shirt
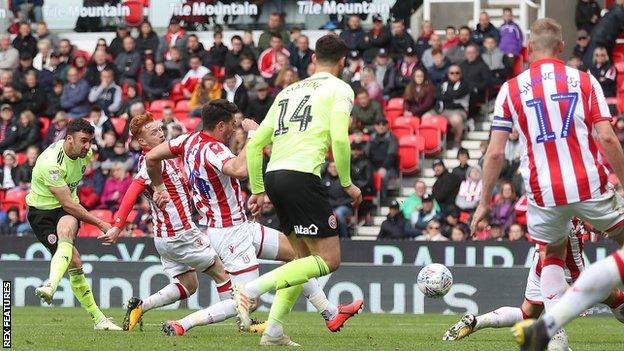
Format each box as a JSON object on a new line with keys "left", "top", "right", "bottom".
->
{"left": 169, "top": 132, "right": 246, "bottom": 228}
{"left": 492, "top": 57, "right": 612, "bottom": 207}
{"left": 135, "top": 156, "right": 195, "bottom": 237}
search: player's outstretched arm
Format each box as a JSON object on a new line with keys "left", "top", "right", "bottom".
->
{"left": 98, "top": 179, "right": 148, "bottom": 245}
{"left": 471, "top": 129, "right": 508, "bottom": 233}
{"left": 49, "top": 185, "right": 111, "bottom": 233}
{"left": 221, "top": 119, "right": 260, "bottom": 180}
{"left": 595, "top": 120, "right": 624, "bottom": 186}
{"left": 330, "top": 105, "right": 361, "bottom": 208}
{"left": 145, "top": 142, "right": 176, "bottom": 207}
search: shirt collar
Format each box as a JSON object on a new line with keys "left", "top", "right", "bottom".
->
{"left": 199, "top": 131, "right": 222, "bottom": 143}
{"left": 529, "top": 57, "right": 564, "bottom": 69}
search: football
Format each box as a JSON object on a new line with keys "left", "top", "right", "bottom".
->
{"left": 417, "top": 263, "right": 454, "bottom": 298}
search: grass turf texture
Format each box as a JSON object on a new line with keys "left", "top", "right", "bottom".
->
{"left": 10, "top": 307, "right": 624, "bottom": 350}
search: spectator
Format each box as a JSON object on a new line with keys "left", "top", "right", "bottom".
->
{"left": 160, "top": 106, "right": 185, "bottom": 138}
{"left": 14, "top": 145, "right": 38, "bottom": 185}
{"left": 323, "top": 161, "right": 353, "bottom": 238}
{"left": 499, "top": 7, "right": 523, "bottom": 56}
{"left": 88, "top": 105, "right": 116, "bottom": 147}
{"left": 208, "top": 31, "right": 228, "bottom": 68}
{"left": 0, "top": 104, "right": 17, "bottom": 153}
{"left": 507, "top": 223, "right": 526, "bottom": 241}
{"left": 473, "top": 216, "right": 492, "bottom": 241}
{"left": 245, "top": 81, "right": 273, "bottom": 124}
{"left": 443, "top": 26, "right": 459, "bottom": 53}
{"left": 432, "top": 158, "right": 462, "bottom": 213}
{"left": 441, "top": 207, "right": 460, "bottom": 237}
{"left": 427, "top": 49, "right": 451, "bottom": 85}
{"left": 451, "top": 147, "right": 470, "bottom": 180}
{"left": 68, "top": 48, "right": 89, "bottom": 82}
{"left": 182, "top": 34, "right": 208, "bottom": 68}
{"left": 289, "top": 35, "right": 314, "bottom": 79}
{"left": 221, "top": 74, "right": 248, "bottom": 112}
{"left": 585, "top": 2, "right": 624, "bottom": 67}
{"left": 258, "top": 195, "right": 280, "bottom": 231}
{"left": 450, "top": 225, "right": 469, "bottom": 241}
{"left": 389, "top": 19, "right": 415, "bottom": 62}
{"left": 42, "top": 79, "right": 63, "bottom": 118}
{"left": 168, "top": 123, "right": 184, "bottom": 139}
{"left": 273, "top": 67, "right": 299, "bottom": 94}
{"left": 91, "top": 38, "right": 109, "bottom": 58}
{"left": 258, "top": 33, "right": 290, "bottom": 80}
{"left": 575, "top": 0, "right": 601, "bottom": 33}
{"left": 181, "top": 55, "right": 210, "bottom": 98}
{"left": 482, "top": 35, "right": 510, "bottom": 85}
{"left": 415, "top": 218, "right": 448, "bottom": 241}
{"left": 35, "top": 21, "right": 60, "bottom": 50}
{"left": 12, "top": 109, "right": 39, "bottom": 153}
{"left": 189, "top": 74, "right": 222, "bottom": 117}
{"left": 366, "top": 118, "right": 398, "bottom": 204}
{"left": 163, "top": 46, "right": 184, "bottom": 80}
{"left": 489, "top": 224, "right": 504, "bottom": 241}
{"left": 225, "top": 35, "right": 252, "bottom": 75}
{"left": 257, "top": 12, "right": 290, "bottom": 52}
{"left": 47, "top": 52, "right": 65, "bottom": 80}
{"left": 88, "top": 68, "right": 122, "bottom": 116}
{"left": 0, "top": 71, "right": 11, "bottom": 90}
{"left": 455, "top": 166, "right": 482, "bottom": 213}
{"left": 384, "top": 46, "right": 420, "bottom": 98}
{"left": 377, "top": 200, "right": 407, "bottom": 240}
{"left": 158, "top": 18, "right": 187, "bottom": 62}
{"left": 427, "top": 64, "right": 469, "bottom": 147}
{"left": 361, "top": 13, "right": 391, "bottom": 64}
{"left": 12, "top": 52, "right": 35, "bottom": 91}
{"left": 459, "top": 43, "right": 492, "bottom": 105}
{"left": 0, "top": 85, "right": 24, "bottom": 115}
{"left": 359, "top": 67, "right": 383, "bottom": 103}
{"left": 414, "top": 21, "right": 434, "bottom": 58}
{"left": 99, "top": 162, "right": 132, "bottom": 212}
{"left": 235, "top": 54, "right": 263, "bottom": 92}
{"left": 0, "top": 34, "right": 19, "bottom": 72}
{"left": 0, "top": 150, "right": 18, "bottom": 189}
{"left": 371, "top": 48, "right": 393, "bottom": 91}
{"left": 490, "top": 181, "right": 517, "bottom": 231}
{"left": 401, "top": 180, "right": 440, "bottom": 219}
{"left": 472, "top": 12, "right": 500, "bottom": 47}
{"left": 84, "top": 49, "right": 118, "bottom": 87}
{"left": 20, "top": 70, "right": 46, "bottom": 116}
{"left": 445, "top": 26, "right": 473, "bottom": 64}
{"left": 342, "top": 50, "right": 365, "bottom": 84}
{"left": 58, "top": 39, "right": 89, "bottom": 67}
{"left": 42, "top": 111, "right": 68, "bottom": 149}
{"left": 409, "top": 193, "right": 442, "bottom": 237}
{"left": 60, "top": 67, "right": 90, "bottom": 118}
{"left": 588, "top": 46, "right": 617, "bottom": 114}
{"left": 101, "top": 139, "right": 133, "bottom": 170}
{"left": 573, "top": 29, "right": 591, "bottom": 60}
{"left": 421, "top": 34, "right": 443, "bottom": 69}
{"left": 242, "top": 30, "right": 258, "bottom": 58}
{"left": 109, "top": 25, "right": 131, "bottom": 58}
{"left": 33, "top": 39, "right": 52, "bottom": 71}
{"left": 114, "top": 36, "right": 141, "bottom": 82}
{"left": 286, "top": 27, "right": 302, "bottom": 54}
{"left": 351, "top": 89, "right": 383, "bottom": 133}
{"left": 340, "top": 15, "right": 366, "bottom": 54}
{"left": 141, "top": 61, "right": 171, "bottom": 102}
{"left": 135, "top": 21, "right": 160, "bottom": 58}
{"left": 12, "top": 22, "right": 38, "bottom": 58}
{"left": 502, "top": 127, "right": 521, "bottom": 181}
{"left": 0, "top": 206, "right": 24, "bottom": 236}
{"left": 404, "top": 67, "right": 435, "bottom": 117}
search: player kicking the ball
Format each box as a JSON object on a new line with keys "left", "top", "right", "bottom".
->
{"left": 233, "top": 34, "right": 364, "bottom": 346}
{"left": 443, "top": 219, "right": 624, "bottom": 342}
{"left": 26, "top": 118, "right": 120, "bottom": 330}
{"left": 98, "top": 113, "right": 237, "bottom": 333}
{"left": 145, "top": 100, "right": 358, "bottom": 338}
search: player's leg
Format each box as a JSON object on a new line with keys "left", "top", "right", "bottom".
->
{"left": 601, "top": 287, "right": 624, "bottom": 323}
{"left": 37, "top": 215, "right": 78, "bottom": 301}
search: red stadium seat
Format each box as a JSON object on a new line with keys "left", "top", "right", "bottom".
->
{"left": 384, "top": 97, "right": 405, "bottom": 126}
{"left": 393, "top": 116, "right": 420, "bottom": 131}
{"left": 348, "top": 133, "right": 370, "bottom": 143}
{"left": 386, "top": 97, "right": 404, "bottom": 110}
{"left": 391, "top": 124, "right": 415, "bottom": 139}
{"left": 38, "top": 117, "right": 50, "bottom": 139}
{"left": 15, "top": 153, "right": 27, "bottom": 165}
{"left": 183, "top": 118, "right": 202, "bottom": 132}
{"left": 175, "top": 100, "right": 190, "bottom": 113}
{"left": 421, "top": 114, "right": 448, "bottom": 135}
{"left": 110, "top": 118, "right": 127, "bottom": 136}
{"left": 398, "top": 135, "right": 421, "bottom": 175}
{"left": 79, "top": 210, "right": 113, "bottom": 237}
{"left": 150, "top": 99, "right": 175, "bottom": 113}
{"left": 418, "top": 125, "right": 442, "bottom": 156}
{"left": 169, "top": 83, "right": 186, "bottom": 102}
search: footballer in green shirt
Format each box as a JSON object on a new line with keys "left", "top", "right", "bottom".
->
{"left": 233, "top": 34, "right": 363, "bottom": 346}
{"left": 26, "top": 118, "right": 120, "bottom": 330}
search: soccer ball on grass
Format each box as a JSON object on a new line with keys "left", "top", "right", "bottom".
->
{"left": 417, "top": 263, "right": 453, "bottom": 298}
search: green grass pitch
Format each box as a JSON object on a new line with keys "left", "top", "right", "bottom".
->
{"left": 9, "top": 307, "right": 624, "bottom": 350}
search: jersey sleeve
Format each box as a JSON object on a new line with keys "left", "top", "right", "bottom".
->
{"left": 42, "top": 162, "right": 67, "bottom": 188}
{"left": 589, "top": 74, "right": 612, "bottom": 123}
{"left": 330, "top": 84, "right": 355, "bottom": 188}
{"left": 204, "top": 142, "right": 236, "bottom": 172}
{"left": 491, "top": 82, "right": 514, "bottom": 133}
{"left": 168, "top": 133, "right": 189, "bottom": 156}
{"left": 247, "top": 99, "right": 278, "bottom": 194}
{"left": 331, "top": 82, "right": 355, "bottom": 116}
{"left": 134, "top": 158, "right": 151, "bottom": 186}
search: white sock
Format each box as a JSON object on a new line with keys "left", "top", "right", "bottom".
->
{"left": 142, "top": 282, "right": 189, "bottom": 311}
{"left": 474, "top": 307, "right": 523, "bottom": 331}
{"left": 540, "top": 259, "right": 568, "bottom": 311}
{"left": 178, "top": 299, "right": 237, "bottom": 332}
{"left": 302, "top": 278, "right": 338, "bottom": 321}
{"left": 264, "top": 321, "right": 284, "bottom": 337}
{"left": 216, "top": 280, "right": 233, "bottom": 301}
{"left": 542, "top": 252, "right": 624, "bottom": 338}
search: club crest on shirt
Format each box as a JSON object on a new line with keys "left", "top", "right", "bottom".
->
{"left": 47, "top": 234, "right": 57, "bottom": 245}
{"left": 49, "top": 169, "right": 59, "bottom": 181}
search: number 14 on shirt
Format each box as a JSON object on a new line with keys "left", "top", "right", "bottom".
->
{"left": 274, "top": 95, "right": 313, "bottom": 137}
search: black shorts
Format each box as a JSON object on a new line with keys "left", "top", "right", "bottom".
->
{"left": 27, "top": 206, "right": 73, "bottom": 254}
{"left": 265, "top": 170, "right": 338, "bottom": 238}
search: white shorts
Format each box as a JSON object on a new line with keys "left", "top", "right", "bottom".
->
{"left": 206, "top": 221, "right": 281, "bottom": 276}
{"left": 154, "top": 226, "right": 218, "bottom": 279}
{"left": 527, "top": 191, "right": 624, "bottom": 245}
{"left": 524, "top": 251, "right": 543, "bottom": 305}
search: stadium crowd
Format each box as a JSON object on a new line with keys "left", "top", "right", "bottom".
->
{"left": 0, "top": 1, "right": 622, "bottom": 242}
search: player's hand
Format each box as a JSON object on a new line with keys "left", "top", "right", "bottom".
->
{"left": 344, "top": 184, "right": 362, "bottom": 208}
{"left": 98, "top": 221, "right": 113, "bottom": 234}
{"left": 153, "top": 189, "right": 171, "bottom": 209}
{"left": 98, "top": 227, "right": 122, "bottom": 246}
{"left": 470, "top": 203, "right": 490, "bottom": 235}
{"left": 242, "top": 118, "right": 259, "bottom": 132}
{"left": 247, "top": 193, "right": 265, "bottom": 219}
